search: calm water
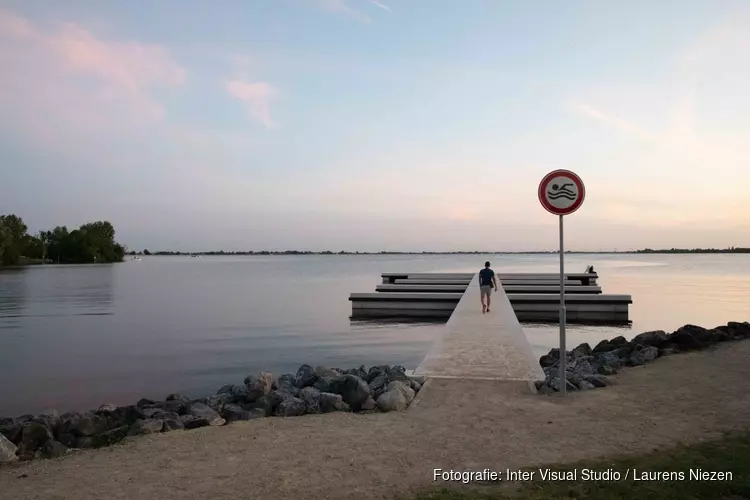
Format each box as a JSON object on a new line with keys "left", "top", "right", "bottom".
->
{"left": 1, "top": 254, "right": 748, "bottom": 415}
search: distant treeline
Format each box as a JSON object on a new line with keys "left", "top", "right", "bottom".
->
{"left": 0, "top": 214, "right": 126, "bottom": 266}
{"left": 130, "top": 247, "right": 750, "bottom": 256}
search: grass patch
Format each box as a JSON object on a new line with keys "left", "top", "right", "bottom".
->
{"left": 411, "top": 430, "right": 750, "bottom": 499}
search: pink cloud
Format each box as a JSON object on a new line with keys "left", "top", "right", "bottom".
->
{"left": 226, "top": 79, "right": 279, "bottom": 128}
{"left": 0, "top": 9, "right": 185, "bottom": 147}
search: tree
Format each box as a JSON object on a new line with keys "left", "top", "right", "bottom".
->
{"left": 143, "top": 249, "right": 151, "bottom": 255}
{"left": 0, "top": 214, "right": 28, "bottom": 265}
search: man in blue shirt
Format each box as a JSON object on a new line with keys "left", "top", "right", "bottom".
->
{"left": 478, "top": 261, "right": 498, "bottom": 313}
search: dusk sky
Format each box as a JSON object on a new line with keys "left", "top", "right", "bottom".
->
{"left": 1, "top": 1, "right": 749, "bottom": 252}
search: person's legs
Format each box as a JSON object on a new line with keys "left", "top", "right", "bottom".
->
{"left": 480, "top": 286, "right": 488, "bottom": 313}
{"left": 486, "top": 289, "right": 492, "bottom": 312}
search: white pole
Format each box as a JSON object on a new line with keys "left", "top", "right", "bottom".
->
{"left": 559, "top": 214, "right": 567, "bottom": 395}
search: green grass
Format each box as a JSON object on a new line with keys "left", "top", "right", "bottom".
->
{"left": 410, "top": 430, "right": 750, "bottom": 500}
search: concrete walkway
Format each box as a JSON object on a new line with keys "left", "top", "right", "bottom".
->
{"left": 414, "top": 274, "right": 544, "bottom": 381}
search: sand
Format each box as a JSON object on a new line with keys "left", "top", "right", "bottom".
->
{"left": 1, "top": 341, "right": 749, "bottom": 500}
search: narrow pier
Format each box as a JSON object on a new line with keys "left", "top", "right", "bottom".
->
{"left": 413, "top": 273, "right": 544, "bottom": 381}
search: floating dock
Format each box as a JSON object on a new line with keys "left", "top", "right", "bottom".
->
{"left": 350, "top": 269, "right": 630, "bottom": 323}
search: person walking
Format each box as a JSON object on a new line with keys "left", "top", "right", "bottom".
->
{"left": 479, "top": 261, "right": 498, "bottom": 313}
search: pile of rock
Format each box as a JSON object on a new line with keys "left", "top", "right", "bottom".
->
{"left": 535, "top": 321, "right": 750, "bottom": 394}
{"left": 0, "top": 364, "right": 424, "bottom": 463}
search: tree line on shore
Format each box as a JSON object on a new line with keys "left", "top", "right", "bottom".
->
{"left": 134, "top": 248, "right": 750, "bottom": 256}
{"left": 0, "top": 214, "right": 125, "bottom": 266}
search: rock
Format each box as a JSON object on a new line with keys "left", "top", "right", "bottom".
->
{"left": 596, "top": 351, "right": 621, "bottom": 372}
{"left": 97, "top": 404, "right": 118, "bottom": 415}
{"left": 128, "top": 419, "right": 164, "bottom": 435}
{"left": 111, "top": 405, "right": 146, "bottom": 428}
{"left": 244, "top": 371, "right": 275, "bottom": 401}
{"left": 592, "top": 339, "right": 615, "bottom": 353}
{"left": 206, "top": 393, "right": 235, "bottom": 412}
{"left": 34, "top": 409, "right": 60, "bottom": 433}
{"left": 142, "top": 402, "right": 166, "bottom": 410}
{"left": 17, "top": 414, "right": 34, "bottom": 424}
{"left": 92, "top": 425, "right": 129, "bottom": 446}
{"left": 74, "top": 437, "right": 96, "bottom": 449}
{"left": 368, "top": 373, "right": 390, "bottom": 397}
{"left": 298, "top": 387, "right": 322, "bottom": 414}
{"left": 20, "top": 422, "right": 53, "bottom": 451}
{"left": 610, "top": 336, "right": 629, "bottom": 348}
{"left": 361, "top": 397, "right": 377, "bottom": 411}
{"left": 386, "top": 381, "right": 415, "bottom": 405}
{"left": 295, "top": 364, "right": 318, "bottom": 388}
{"left": 387, "top": 366, "right": 409, "bottom": 383}
{"left": 58, "top": 433, "right": 76, "bottom": 448}
{"left": 319, "top": 392, "right": 350, "bottom": 413}
{"left": 0, "top": 418, "right": 22, "bottom": 445}
{"left": 409, "top": 379, "right": 422, "bottom": 392}
{"left": 313, "top": 376, "right": 339, "bottom": 394}
{"left": 164, "top": 399, "right": 189, "bottom": 415}
{"left": 613, "top": 345, "right": 633, "bottom": 360}
{"left": 277, "top": 374, "right": 297, "bottom": 394}
{"left": 217, "top": 384, "right": 235, "bottom": 395}
{"left": 165, "top": 393, "right": 191, "bottom": 403}
{"left": 314, "top": 366, "right": 339, "bottom": 378}
{"left": 549, "top": 377, "right": 578, "bottom": 392}
{"left": 572, "top": 359, "right": 594, "bottom": 376}
{"left": 142, "top": 408, "right": 167, "bottom": 419}
{"left": 659, "top": 346, "right": 679, "bottom": 357}
{"left": 230, "top": 384, "right": 251, "bottom": 401}
{"left": 189, "top": 403, "right": 225, "bottom": 426}
{"left": 578, "top": 380, "right": 596, "bottom": 391}
{"left": 40, "top": 440, "right": 68, "bottom": 458}
{"left": 598, "top": 365, "right": 615, "bottom": 376}
{"left": 632, "top": 330, "right": 669, "bottom": 348}
{"left": 728, "top": 321, "right": 750, "bottom": 337}
{"left": 628, "top": 345, "right": 659, "bottom": 366}
{"left": 221, "top": 404, "right": 265, "bottom": 422}
{"left": 331, "top": 375, "right": 371, "bottom": 411}
{"left": 0, "top": 433, "right": 18, "bottom": 462}
{"left": 179, "top": 415, "right": 209, "bottom": 429}
{"left": 584, "top": 375, "right": 608, "bottom": 388}
{"left": 136, "top": 398, "right": 158, "bottom": 408}
{"left": 572, "top": 343, "right": 593, "bottom": 358}
{"left": 344, "top": 365, "right": 368, "bottom": 380}
{"left": 274, "top": 398, "right": 307, "bottom": 417}
{"left": 376, "top": 390, "right": 407, "bottom": 412}
{"left": 695, "top": 328, "right": 731, "bottom": 345}
{"left": 669, "top": 327, "right": 704, "bottom": 350}
{"left": 162, "top": 419, "right": 185, "bottom": 431}
{"left": 246, "top": 394, "right": 276, "bottom": 417}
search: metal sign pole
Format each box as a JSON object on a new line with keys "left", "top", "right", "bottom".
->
{"left": 558, "top": 214, "right": 566, "bottom": 395}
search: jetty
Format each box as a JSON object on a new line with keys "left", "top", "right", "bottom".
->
{"left": 350, "top": 268, "right": 630, "bottom": 323}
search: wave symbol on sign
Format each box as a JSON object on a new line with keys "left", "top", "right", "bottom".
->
{"left": 547, "top": 183, "right": 576, "bottom": 200}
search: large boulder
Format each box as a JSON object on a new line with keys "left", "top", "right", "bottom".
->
{"left": 274, "top": 398, "right": 307, "bottom": 417}
{"left": 592, "top": 339, "right": 615, "bottom": 353}
{"left": 628, "top": 345, "right": 659, "bottom": 366}
{"left": 205, "top": 393, "right": 236, "bottom": 412}
{"left": 20, "top": 421, "right": 54, "bottom": 452}
{"left": 276, "top": 374, "right": 299, "bottom": 396}
{"left": 319, "top": 393, "right": 350, "bottom": 413}
{"left": 313, "top": 376, "right": 340, "bottom": 394}
{"left": 728, "top": 321, "right": 750, "bottom": 337}
{"left": 163, "top": 418, "right": 185, "bottom": 432}
{"left": 294, "top": 364, "right": 318, "bottom": 388}
{"left": 60, "top": 413, "right": 110, "bottom": 437}
{"left": 571, "top": 343, "right": 593, "bottom": 358}
{"left": 244, "top": 371, "right": 275, "bottom": 401}
{"left": 386, "top": 381, "right": 415, "bottom": 405}
{"left": 246, "top": 394, "right": 276, "bottom": 417}
{"left": 368, "top": 373, "right": 390, "bottom": 398}
{"left": 298, "top": 387, "right": 322, "bottom": 414}
{"left": 128, "top": 419, "right": 164, "bottom": 435}
{"left": 314, "top": 366, "right": 339, "bottom": 378}
{"left": 376, "top": 389, "right": 407, "bottom": 412}
{"left": 596, "top": 351, "right": 621, "bottom": 373}
{"left": 189, "top": 403, "right": 225, "bottom": 426}
{"left": 331, "top": 375, "right": 371, "bottom": 411}
{"left": 0, "top": 433, "right": 17, "bottom": 463}
{"left": 91, "top": 425, "right": 130, "bottom": 446}
{"left": 632, "top": 330, "right": 669, "bottom": 348}
{"left": 669, "top": 326, "right": 704, "bottom": 350}
{"left": 97, "top": 405, "right": 145, "bottom": 428}
{"left": 34, "top": 409, "right": 60, "bottom": 434}
{"left": 0, "top": 417, "right": 22, "bottom": 445}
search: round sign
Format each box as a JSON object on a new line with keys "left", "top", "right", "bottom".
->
{"left": 538, "top": 169, "right": 585, "bottom": 215}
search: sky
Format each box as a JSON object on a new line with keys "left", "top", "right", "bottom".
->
{"left": 1, "top": 0, "right": 749, "bottom": 252}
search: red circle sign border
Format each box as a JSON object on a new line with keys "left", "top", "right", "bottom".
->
{"left": 538, "top": 169, "right": 586, "bottom": 216}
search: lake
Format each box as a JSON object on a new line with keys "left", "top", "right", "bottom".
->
{"left": 1, "top": 253, "right": 748, "bottom": 416}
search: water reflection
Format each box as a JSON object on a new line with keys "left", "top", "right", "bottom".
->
{"left": 0, "top": 268, "right": 28, "bottom": 328}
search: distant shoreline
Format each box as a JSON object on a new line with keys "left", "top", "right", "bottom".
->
{"left": 134, "top": 248, "right": 750, "bottom": 256}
